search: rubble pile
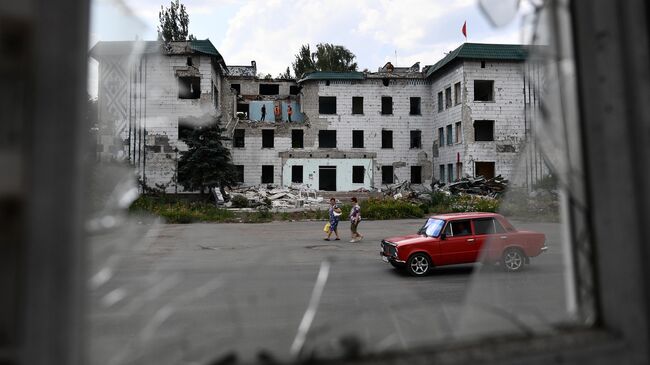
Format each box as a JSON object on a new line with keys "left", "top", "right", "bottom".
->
{"left": 442, "top": 175, "right": 509, "bottom": 197}
{"left": 381, "top": 181, "right": 433, "bottom": 202}
{"left": 222, "top": 184, "right": 325, "bottom": 209}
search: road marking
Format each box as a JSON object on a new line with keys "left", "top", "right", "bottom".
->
{"left": 290, "top": 260, "right": 331, "bottom": 358}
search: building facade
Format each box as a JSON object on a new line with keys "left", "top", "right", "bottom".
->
{"left": 90, "top": 40, "right": 545, "bottom": 193}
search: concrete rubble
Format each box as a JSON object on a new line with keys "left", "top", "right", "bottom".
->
{"left": 433, "top": 175, "right": 509, "bottom": 198}
{"left": 225, "top": 184, "right": 325, "bottom": 209}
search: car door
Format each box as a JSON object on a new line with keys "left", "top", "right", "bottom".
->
{"left": 471, "top": 218, "right": 499, "bottom": 262}
{"left": 473, "top": 217, "right": 509, "bottom": 261}
{"left": 437, "top": 219, "right": 475, "bottom": 265}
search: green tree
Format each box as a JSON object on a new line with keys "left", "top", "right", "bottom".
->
{"left": 157, "top": 0, "right": 195, "bottom": 42}
{"left": 277, "top": 66, "right": 292, "bottom": 79}
{"left": 291, "top": 43, "right": 358, "bottom": 78}
{"left": 177, "top": 119, "right": 238, "bottom": 197}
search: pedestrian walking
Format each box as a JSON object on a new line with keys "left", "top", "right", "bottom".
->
{"left": 287, "top": 104, "right": 293, "bottom": 122}
{"left": 324, "top": 197, "right": 341, "bottom": 241}
{"left": 260, "top": 104, "right": 266, "bottom": 121}
{"left": 349, "top": 197, "right": 363, "bottom": 242}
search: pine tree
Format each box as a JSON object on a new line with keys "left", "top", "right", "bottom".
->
{"left": 177, "top": 120, "right": 238, "bottom": 196}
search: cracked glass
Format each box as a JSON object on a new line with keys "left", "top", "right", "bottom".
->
{"left": 85, "top": 0, "right": 594, "bottom": 364}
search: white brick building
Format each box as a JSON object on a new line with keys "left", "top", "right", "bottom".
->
{"left": 90, "top": 40, "right": 545, "bottom": 193}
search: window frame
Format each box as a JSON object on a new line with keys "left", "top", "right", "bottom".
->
{"left": 352, "top": 130, "right": 364, "bottom": 148}
{"left": 233, "top": 128, "right": 245, "bottom": 148}
{"left": 261, "top": 129, "right": 274, "bottom": 148}
{"left": 473, "top": 80, "right": 494, "bottom": 102}
{"left": 381, "top": 130, "right": 393, "bottom": 149}
{"left": 352, "top": 96, "right": 364, "bottom": 115}
{"left": 381, "top": 96, "right": 393, "bottom": 115}
{"left": 410, "top": 97, "right": 421, "bottom": 115}
{"left": 319, "top": 96, "right": 337, "bottom": 115}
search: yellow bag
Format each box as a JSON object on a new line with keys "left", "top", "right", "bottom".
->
{"left": 323, "top": 222, "right": 331, "bottom": 232}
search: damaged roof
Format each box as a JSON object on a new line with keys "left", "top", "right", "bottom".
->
{"left": 90, "top": 39, "right": 228, "bottom": 72}
{"left": 298, "top": 71, "right": 365, "bottom": 83}
{"left": 423, "top": 43, "right": 529, "bottom": 78}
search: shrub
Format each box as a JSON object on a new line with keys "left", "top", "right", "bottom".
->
{"left": 363, "top": 198, "right": 425, "bottom": 220}
{"left": 230, "top": 194, "right": 249, "bottom": 208}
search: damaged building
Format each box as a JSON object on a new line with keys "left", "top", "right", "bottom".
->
{"left": 90, "top": 39, "right": 545, "bottom": 193}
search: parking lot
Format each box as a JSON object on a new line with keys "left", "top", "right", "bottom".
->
{"left": 89, "top": 218, "right": 570, "bottom": 365}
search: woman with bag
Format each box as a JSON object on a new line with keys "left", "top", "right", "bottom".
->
{"left": 324, "top": 197, "right": 342, "bottom": 241}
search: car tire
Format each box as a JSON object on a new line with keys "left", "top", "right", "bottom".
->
{"left": 407, "top": 253, "right": 431, "bottom": 276}
{"left": 389, "top": 261, "right": 403, "bottom": 270}
{"left": 502, "top": 247, "right": 525, "bottom": 272}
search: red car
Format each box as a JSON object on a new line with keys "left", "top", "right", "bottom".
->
{"left": 380, "top": 212, "right": 547, "bottom": 276}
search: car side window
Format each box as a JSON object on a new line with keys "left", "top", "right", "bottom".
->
{"left": 449, "top": 220, "right": 472, "bottom": 237}
{"left": 493, "top": 219, "right": 506, "bottom": 233}
{"left": 474, "top": 218, "right": 496, "bottom": 235}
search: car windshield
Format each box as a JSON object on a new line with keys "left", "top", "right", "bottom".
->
{"left": 418, "top": 218, "right": 445, "bottom": 237}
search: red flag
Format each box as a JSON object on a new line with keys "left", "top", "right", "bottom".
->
{"left": 462, "top": 21, "right": 467, "bottom": 39}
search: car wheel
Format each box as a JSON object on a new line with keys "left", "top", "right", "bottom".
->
{"left": 503, "top": 248, "right": 525, "bottom": 272}
{"left": 407, "top": 253, "right": 431, "bottom": 276}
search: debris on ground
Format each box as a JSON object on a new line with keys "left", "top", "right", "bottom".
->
{"left": 226, "top": 184, "right": 325, "bottom": 209}
{"left": 442, "top": 175, "right": 509, "bottom": 198}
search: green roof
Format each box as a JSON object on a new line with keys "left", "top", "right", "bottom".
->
{"left": 189, "top": 39, "right": 220, "bottom": 57}
{"left": 424, "top": 43, "right": 528, "bottom": 78}
{"left": 298, "top": 71, "right": 365, "bottom": 83}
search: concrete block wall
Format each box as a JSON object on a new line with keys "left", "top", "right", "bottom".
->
{"left": 229, "top": 78, "right": 435, "bottom": 190}
{"left": 311, "top": 78, "right": 435, "bottom": 188}
{"left": 432, "top": 60, "right": 526, "bottom": 183}
{"left": 430, "top": 63, "right": 465, "bottom": 182}
{"left": 97, "top": 52, "right": 221, "bottom": 192}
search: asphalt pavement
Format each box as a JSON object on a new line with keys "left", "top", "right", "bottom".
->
{"left": 89, "top": 218, "right": 570, "bottom": 365}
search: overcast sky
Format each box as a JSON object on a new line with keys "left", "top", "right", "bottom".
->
{"left": 88, "top": 0, "right": 533, "bottom": 96}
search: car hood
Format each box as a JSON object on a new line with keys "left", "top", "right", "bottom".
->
{"left": 384, "top": 234, "right": 429, "bottom": 245}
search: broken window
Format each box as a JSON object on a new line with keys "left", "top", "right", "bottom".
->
{"left": 410, "top": 130, "right": 421, "bottom": 149}
{"left": 235, "top": 165, "right": 244, "bottom": 183}
{"left": 262, "top": 129, "right": 274, "bottom": 148}
{"left": 178, "top": 76, "right": 200, "bottom": 99}
{"left": 438, "top": 127, "right": 444, "bottom": 147}
{"left": 291, "top": 129, "right": 303, "bottom": 148}
{"left": 456, "top": 162, "right": 463, "bottom": 180}
{"left": 178, "top": 119, "right": 195, "bottom": 141}
{"left": 481, "top": 60, "right": 486, "bottom": 68}
{"left": 236, "top": 103, "right": 249, "bottom": 119}
{"left": 261, "top": 165, "right": 274, "bottom": 183}
{"left": 291, "top": 165, "right": 303, "bottom": 183}
{"left": 318, "top": 130, "right": 336, "bottom": 148}
{"left": 352, "top": 96, "right": 363, "bottom": 115}
{"left": 439, "top": 164, "right": 445, "bottom": 182}
{"left": 289, "top": 85, "right": 300, "bottom": 95}
{"left": 319, "top": 96, "right": 337, "bottom": 114}
{"left": 231, "top": 83, "right": 240, "bottom": 94}
{"left": 382, "top": 78, "right": 390, "bottom": 86}
{"left": 474, "top": 80, "right": 494, "bottom": 101}
{"left": 381, "top": 96, "right": 393, "bottom": 115}
{"left": 186, "top": 56, "right": 193, "bottom": 66}
{"left": 446, "top": 124, "right": 453, "bottom": 145}
{"left": 259, "top": 84, "right": 279, "bottom": 95}
{"left": 447, "top": 163, "right": 454, "bottom": 183}
{"left": 474, "top": 120, "right": 495, "bottom": 141}
{"left": 475, "top": 161, "right": 495, "bottom": 179}
{"left": 213, "top": 83, "right": 219, "bottom": 109}
{"left": 352, "top": 166, "right": 364, "bottom": 184}
{"left": 438, "top": 91, "right": 443, "bottom": 112}
{"left": 455, "top": 122, "right": 462, "bottom": 143}
{"left": 411, "top": 165, "right": 422, "bottom": 184}
{"left": 382, "top": 165, "right": 394, "bottom": 184}
{"left": 352, "top": 130, "right": 364, "bottom": 148}
{"left": 381, "top": 130, "right": 393, "bottom": 149}
{"left": 454, "top": 82, "right": 461, "bottom": 104}
{"left": 445, "top": 86, "right": 452, "bottom": 108}
{"left": 233, "top": 129, "right": 245, "bottom": 148}
{"left": 410, "top": 97, "right": 421, "bottom": 115}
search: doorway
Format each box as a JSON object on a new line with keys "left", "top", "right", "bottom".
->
{"left": 319, "top": 166, "right": 337, "bottom": 191}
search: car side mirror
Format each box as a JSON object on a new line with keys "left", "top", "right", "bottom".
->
{"left": 440, "top": 233, "right": 446, "bottom": 240}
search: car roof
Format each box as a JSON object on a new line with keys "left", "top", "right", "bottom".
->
{"left": 429, "top": 212, "right": 501, "bottom": 220}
